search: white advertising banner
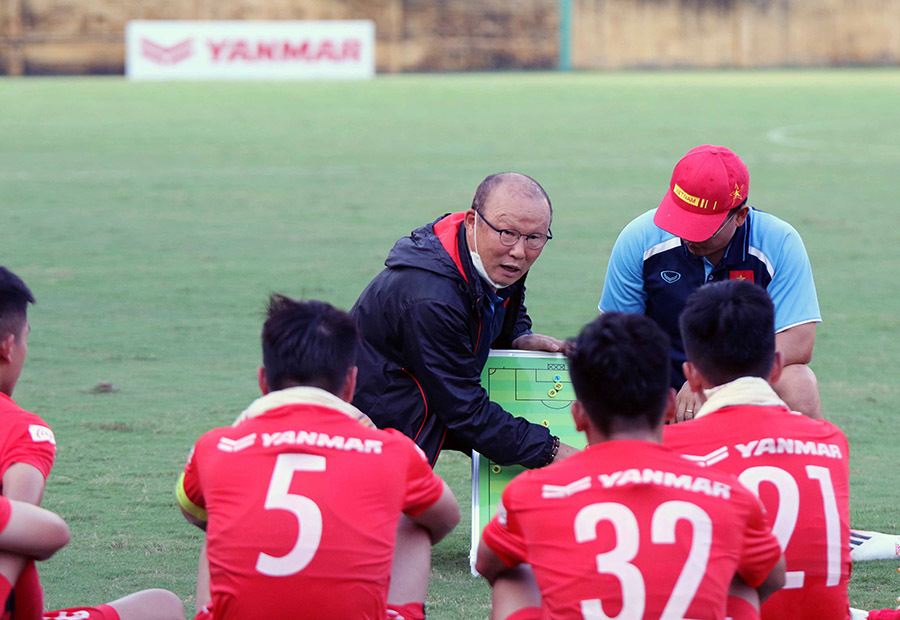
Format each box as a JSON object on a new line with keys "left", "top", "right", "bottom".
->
{"left": 126, "top": 20, "right": 375, "bottom": 81}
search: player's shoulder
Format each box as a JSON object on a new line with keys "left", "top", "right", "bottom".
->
{"left": 0, "top": 396, "right": 53, "bottom": 435}
{"left": 777, "top": 411, "right": 849, "bottom": 446}
{"left": 662, "top": 411, "right": 731, "bottom": 446}
{"left": 654, "top": 445, "right": 762, "bottom": 508}
{"left": 498, "top": 452, "right": 582, "bottom": 498}
{"left": 747, "top": 207, "right": 805, "bottom": 248}
{"left": 618, "top": 209, "right": 672, "bottom": 245}
{"left": 496, "top": 465, "right": 553, "bottom": 509}
{"left": 377, "top": 427, "right": 433, "bottom": 463}
{"left": 609, "top": 209, "right": 677, "bottom": 264}
{"left": 614, "top": 442, "right": 760, "bottom": 510}
{"left": 0, "top": 393, "right": 43, "bottom": 421}
{"left": 192, "top": 423, "right": 241, "bottom": 452}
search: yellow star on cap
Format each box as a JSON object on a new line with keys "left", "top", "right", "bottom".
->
{"left": 730, "top": 183, "right": 744, "bottom": 206}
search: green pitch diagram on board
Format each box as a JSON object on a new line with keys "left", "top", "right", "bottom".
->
{"left": 469, "top": 350, "right": 586, "bottom": 573}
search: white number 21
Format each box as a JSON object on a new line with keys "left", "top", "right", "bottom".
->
{"left": 738, "top": 465, "right": 841, "bottom": 589}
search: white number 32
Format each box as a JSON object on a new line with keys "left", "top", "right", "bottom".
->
{"left": 574, "top": 500, "right": 712, "bottom": 620}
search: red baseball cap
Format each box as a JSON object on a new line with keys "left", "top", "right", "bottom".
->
{"left": 653, "top": 145, "right": 749, "bottom": 242}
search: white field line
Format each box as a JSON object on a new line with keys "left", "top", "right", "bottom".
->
{"left": 766, "top": 121, "right": 900, "bottom": 159}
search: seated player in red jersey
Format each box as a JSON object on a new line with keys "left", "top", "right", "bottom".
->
{"left": 0, "top": 496, "right": 70, "bottom": 582}
{"left": 176, "top": 295, "right": 460, "bottom": 620}
{"left": 475, "top": 311, "right": 786, "bottom": 620}
{"left": 0, "top": 496, "right": 177, "bottom": 620}
{"left": 664, "top": 279, "right": 900, "bottom": 620}
{"left": 0, "top": 267, "right": 185, "bottom": 620}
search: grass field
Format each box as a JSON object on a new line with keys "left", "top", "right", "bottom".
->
{"left": 2, "top": 69, "right": 900, "bottom": 617}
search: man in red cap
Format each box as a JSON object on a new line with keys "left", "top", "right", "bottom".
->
{"left": 599, "top": 145, "right": 822, "bottom": 420}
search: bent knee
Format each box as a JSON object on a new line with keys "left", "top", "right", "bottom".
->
{"left": 110, "top": 589, "right": 186, "bottom": 620}
{"left": 782, "top": 362, "right": 817, "bottom": 385}
{"left": 775, "top": 364, "right": 822, "bottom": 419}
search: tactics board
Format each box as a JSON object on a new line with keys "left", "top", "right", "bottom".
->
{"left": 469, "top": 350, "right": 586, "bottom": 574}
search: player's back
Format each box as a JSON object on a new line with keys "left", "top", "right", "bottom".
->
{"left": 664, "top": 402, "right": 851, "bottom": 620}
{"left": 182, "top": 398, "right": 443, "bottom": 620}
{"left": 482, "top": 440, "right": 781, "bottom": 620}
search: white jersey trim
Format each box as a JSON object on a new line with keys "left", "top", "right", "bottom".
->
{"left": 233, "top": 386, "right": 375, "bottom": 428}
{"left": 775, "top": 318, "right": 822, "bottom": 333}
{"left": 747, "top": 245, "right": 775, "bottom": 278}
{"left": 643, "top": 237, "right": 681, "bottom": 262}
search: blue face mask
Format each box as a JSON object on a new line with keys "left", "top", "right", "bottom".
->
{"left": 470, "top": 212, "right": 507, "bottom": 291}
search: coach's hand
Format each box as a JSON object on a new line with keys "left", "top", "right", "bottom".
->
{"left": 674, "top": 381, "right": 703, "bottom": 423}
{"left": 513, "top": 333, "right": 568, "bottom": 354}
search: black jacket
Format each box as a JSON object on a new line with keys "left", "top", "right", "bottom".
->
{"left": 351, "top": 212, "right": 554, "bottom": 468}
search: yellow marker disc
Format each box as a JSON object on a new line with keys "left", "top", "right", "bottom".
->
{"left": 541, "top": 420, "right": 550, "bottom": 427}
{"left": 555, "top": 382, "right": 563, "bottom": 390}
{"left": 492, "top": 465, "right": 501, "bottom": 473}
{"left": 548, "top": 389, "right": 557, "bottom": 397}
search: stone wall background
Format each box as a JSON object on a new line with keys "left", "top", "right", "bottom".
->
{"left": 0, "top": 0, "right": 898, "bottom": 75}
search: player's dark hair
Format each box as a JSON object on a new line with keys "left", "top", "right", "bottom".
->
{"left": 261, "top": 294, "right": 358, "bottom": 395}
{"left": 566, "top": 312, "right": 671, "bottom": 435}
{"left": 679, "top": 280, "right": 775, "bottom": 385}
{"left": 471, "top": 172, "right": 553, "bottom": 219}
{"left": 0, "top": 267, "right": 34, "bottom": 339}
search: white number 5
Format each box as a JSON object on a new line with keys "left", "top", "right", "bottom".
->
{"left": 255, "top": 453, "right": 326, "bottom": 577}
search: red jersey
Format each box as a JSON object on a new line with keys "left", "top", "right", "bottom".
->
{"left": 482, "top": 440, "right": 782, "bottom": 620}
{"left": 0, "top": 393, "right": 55, "bottom": 483}
{"left": 178, "top": 388, "right": 445, "bottom": 620}
{"left": 43, "top": 606, "right": 119, "bottom": 620}
{"left": 0, "top": 393, "right": 56, "bottom": 620}
{"left": 664, "top": 379, "right": 851, "bottom": 620}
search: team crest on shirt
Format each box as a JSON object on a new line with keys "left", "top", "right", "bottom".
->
{"left": 28, "top": 425, "right": 56, "bottom": 445}
{"left": 661, "top": 270, "right": 681, "bottom": 284}
{"left": 217, "top": 433, "right": 257, "bottom": 453}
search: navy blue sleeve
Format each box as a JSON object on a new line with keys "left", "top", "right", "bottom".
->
{"left": 398, "top": 299, "right": 553, "bottom": 468}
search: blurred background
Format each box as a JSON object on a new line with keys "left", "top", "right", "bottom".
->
{"left": 1, "top": 0, "right": 899, "bottom": 76}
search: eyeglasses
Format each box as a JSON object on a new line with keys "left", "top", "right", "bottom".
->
{"left": 475, "top": 209, "right": 552, "bottom": 250}
{"left": 707, "top": 210, "right": 738, "bottom": 241}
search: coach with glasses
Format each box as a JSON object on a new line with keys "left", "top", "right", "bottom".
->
{"left": 351, "top": 172, "right": 578, "bottom": 470}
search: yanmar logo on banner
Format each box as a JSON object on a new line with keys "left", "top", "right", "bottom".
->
{"left": 126, "top": 21, "right": 375, "bottom": 80}
{"left": 141, "top": 38, "right": 194, "bottom": 65}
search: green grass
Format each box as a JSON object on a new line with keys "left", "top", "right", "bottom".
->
{"left": 1, "top": 69, "right": 900, "bottom": 616}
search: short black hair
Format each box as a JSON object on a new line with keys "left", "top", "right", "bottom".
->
{"left": 566, "top": 312, "right": 671, "bottom": 435}
{"left": 471, "top": 172, "right": 553, "bottom": 219}
{"left": 679, "top": 280, "right": 775, "bottom": 385}
{"left": 261, "top": 295, "right": 359, "bottom": 395}
{"left": 0, "top": 267, "right": 34, "bottom": 339}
